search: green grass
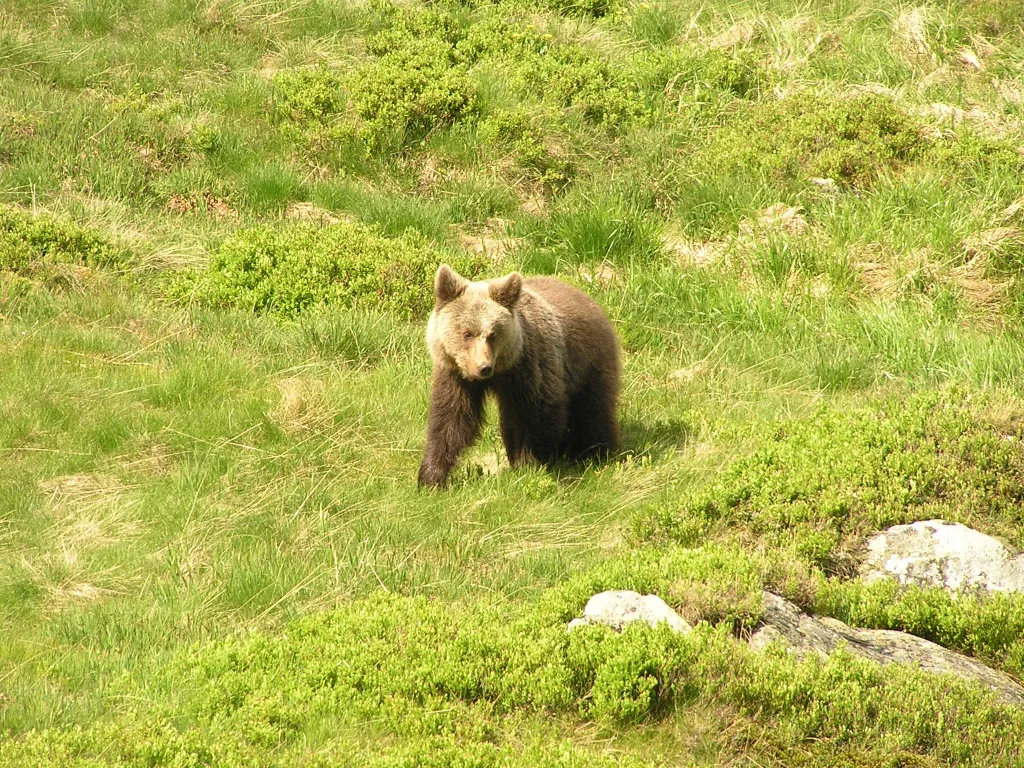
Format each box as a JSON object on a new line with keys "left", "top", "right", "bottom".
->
{"left": 4, "top": 0, "right": 1024, "bottom": 765}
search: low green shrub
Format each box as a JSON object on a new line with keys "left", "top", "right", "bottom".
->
{"left": 478, "top": 108, "right": 576, "bottom": 193}
{"left": 180, "top": 221, "right": 487, "bottom": 318}
{"left": 274, "top": 67, "right": 347, "bottom": 122}
{"left": 272, "top": 5, "right": 480, "bottom": 155}
{"left": 643, "top": 46, "right": 766, "bottom": 100}
{"left": 456, "top": 13, "right": 548, "bottom": 63}
{"left": 516, "top": 47, "right": 645, "bottom": 128}
{"left": 932, "top": 129, "right": 1024, "bottom": 189}
{"left": 6, "top": 566, "right": 1024, "bottom": 766}
{"left": 0, "top": 206, "right": 121, "bottom": 274}
{"left": 351, "top": 39, "right": 477, "bottom": 150}
{"left": 707, "top": 91, "right": 926, "bottom": 189}
{"left": 365, "top": 1, "right": 467, "bottom": 56}
{"left": 635, "top": 390, "right": 1024, "bottom": 570}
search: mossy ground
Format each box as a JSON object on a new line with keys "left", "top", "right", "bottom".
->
{"left": 3, "top": 0, "right": 1024, "bottom": 765}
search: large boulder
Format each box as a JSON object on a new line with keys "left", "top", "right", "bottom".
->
{"left": 567, "top": 590, "right": 692, "bottom": 634}
{"left": 861, "top": 519, "right": 1024, "bottom": 594}
{"left": 751, "top": 592, "right": 1024, "bottom": 706}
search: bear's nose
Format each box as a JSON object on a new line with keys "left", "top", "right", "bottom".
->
{"left": 478, "top": 363, "right": 493, "bottom": 378}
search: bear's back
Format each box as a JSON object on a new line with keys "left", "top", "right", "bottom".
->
{"left": 522, "top": 276, "right": 612, "bottom": 333}
{"left": 521, "top": 276, "right": 619, "bottom": 392}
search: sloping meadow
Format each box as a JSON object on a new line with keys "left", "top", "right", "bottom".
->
{"left": 4, "top": 0, "right": 1024, "bottom": 766}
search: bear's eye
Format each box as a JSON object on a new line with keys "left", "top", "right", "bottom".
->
{"left": 463, "top": 330, "right": 474, "bottom": 340}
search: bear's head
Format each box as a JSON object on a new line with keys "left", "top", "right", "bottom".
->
{"left": 427, "top": 264, "right": 524, "bottom": 380}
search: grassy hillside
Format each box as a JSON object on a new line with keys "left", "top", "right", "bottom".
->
{"left": 3, "top": 0, "right": 1024, "bottom": 764}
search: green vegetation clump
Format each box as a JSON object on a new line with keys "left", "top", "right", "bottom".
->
{"left": 274, "top": 67, "right": 347, "bottom": 122}
{"left": 366, "top": 2, "right": 467, "bottom": 55}
{"left": 273, "top": 5, "right": 482, "bottom": 154}
{"left": 344, "top": 4, "right": 481, "bottom": 150}
{"left": 516, "top": 47, "right": 646, "bottom": 128}
{"left": 644, "top": 46, "right": 766, "bottom": 101}
{"left": 351, "top": 39, "right": 479, "bottom": 148}
{"left": 6, "top": 577, "right": 1024, "bottom": 767}
{"left": 932, "top": 129, "right": 1024, "bottom": 188}
{"left": 456, "top": 13, "right": 548, "bottom": 62}
{"left": 709, "top": 92, "right": 926, "bottom": 188}
{"left": 530, "top": 191, "right": 663, "bottom": 266}
{"left": 478, "top": 108, "right": 577, "bottom": 193}
{"left": 0, "top": 206, "right": 120, "bottom": 274}
{"left": 182, "top": 221, "right": 486, "bottom": 318}
{"left": 638, "top": 391, "right": 1024, "bottom": 569}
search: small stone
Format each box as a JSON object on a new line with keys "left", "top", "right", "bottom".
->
{"left": 568, "top": 590, "right": 692, "bottom": 634}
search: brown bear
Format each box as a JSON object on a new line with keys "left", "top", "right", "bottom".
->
{"left": 418, "top": 264, "right": 620, "bottom": 488}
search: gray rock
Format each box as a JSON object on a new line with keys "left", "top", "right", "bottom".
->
{"left": 751, "top": 592, "right": 1024, "bottom": 706}
{"left": 568, "top": 590, "right": 692, "bottom": 634}
{"left": 861, "top": 519, "right": 1024, "bottom": 595}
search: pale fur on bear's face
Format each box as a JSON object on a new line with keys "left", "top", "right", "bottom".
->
{"left": 426, "top": 265, "right": 524, "bottom": 381}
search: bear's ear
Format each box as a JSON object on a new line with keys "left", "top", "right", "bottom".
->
{"left": 435, "top": 264, "right": 469, "bottom": 306}
{"left": 489, "top": 272, "right": 522, "bottom": 309}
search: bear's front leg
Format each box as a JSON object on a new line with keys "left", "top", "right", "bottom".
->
{"left": 498, "top": 406, "right": 534, "bottom": 467}
{"left": 418, "top": 366, "right": 486, "bottom": 488}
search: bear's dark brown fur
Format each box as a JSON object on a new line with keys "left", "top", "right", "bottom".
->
{"left": 418, "top": 265, "right": 620, "bottom": 487}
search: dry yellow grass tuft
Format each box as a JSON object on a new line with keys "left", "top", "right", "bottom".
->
{"left": 271, "top": 376, "right": 338, "bottom": 435}
{"left": 15, "top": 475, "right": 142, "bottom": 606}
{"left": 273, "top": 377, "right": 311, "bottom": 432}
{"left": 706, "top": 20, "right": 757, "bottom": 49}
{"left": 1003, "top": 196, "right": 1024, "bottom": 221}
{"left": 284, "top": 202, "right": 351, "bottom": 225}
{"left": 920, "top": 99, "right": 1024, "bottom": 139}
{"left": 417, "top": 156, "right": 443, "bottom": 193}
{"left": 893, "top": 7, "right": 932, "bottom": 58}
{"left": 520, "top": 193, "right": 547, "bottom": 216}
{"left": 167, "top": 191, "right": 236, "bottom": 219}
{"left": 576, "top": 262, "right": 619, "bottom": 286}
{"left": 662, "top": 235, "right": 727, "bottom": 267}
{"left": 962, "top": 226, "right": 1023, "bottom": 259}
{"left": 852, "top": 258, "right": 898, "bottom": 296}
{"left": 41, "top": 474, "right": 141, "bottom": 550}
{"left": 849, "top": 235, "right": 1011, "bottom": 318}
{"left": 670, "top": 361, "right": 708, "bottom": 383}
{"left": 40, "top": 473, "right": 122, "bottom": 505}
{"left": 958, "top": 47, "right": 983, "bottom": 71}
{"left": 458, "top": 219, "right": 521, "bottom": 261}
{"left": 745, "top": 203, "right": 808, "bottom": 236}
{"left": 994, "top": 78, "right": 1024, "bottom": 106}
